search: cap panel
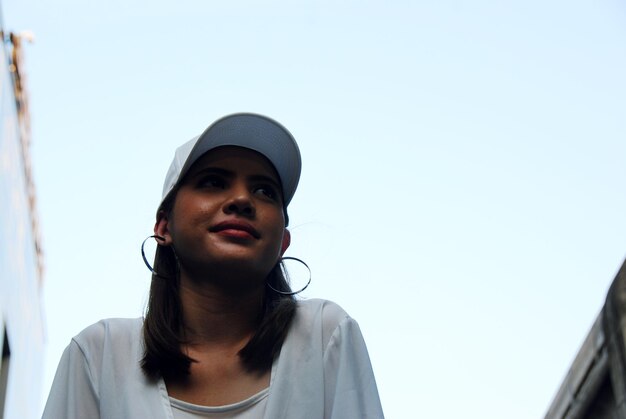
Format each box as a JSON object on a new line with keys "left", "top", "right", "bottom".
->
{"left": 161, "top": 136, "right": 199, "bottom": 200}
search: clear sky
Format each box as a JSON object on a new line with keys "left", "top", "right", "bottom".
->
{"left": 3, "top": 1, "right": 626, "bottom": 417}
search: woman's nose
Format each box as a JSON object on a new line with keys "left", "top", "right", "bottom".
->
{"left": 223, "top": 188, "right": 255, "bottom": 217}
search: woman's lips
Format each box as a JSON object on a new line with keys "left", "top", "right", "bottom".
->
{"left": 209, "top": 220, "right": 260, "bottom": 239}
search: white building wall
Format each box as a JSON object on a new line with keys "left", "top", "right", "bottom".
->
{"left": 0, "top": 30, "right": 45, "bottom": 419}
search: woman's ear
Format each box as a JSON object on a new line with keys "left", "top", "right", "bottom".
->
{"left": 154, "top": 211, "right": 173, "bottom": 246}
{"left": 280, "top": 229, "right": 291, "bottom": 256}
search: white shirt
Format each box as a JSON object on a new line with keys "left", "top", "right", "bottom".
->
{"left": 169, "top": 388, "right": 269, "bottom": 418}
{"left": 43, "top": 299, "right": 384, "bottom": 418}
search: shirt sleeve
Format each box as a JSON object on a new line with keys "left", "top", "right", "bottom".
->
{"left": 323, "top": 316, "right": 385, "bottom": 419}
{"left": 42, "top": 340, "right": 100, "bottom": 419}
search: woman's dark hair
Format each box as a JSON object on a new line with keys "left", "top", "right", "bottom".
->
{"left": 141, "top": 188, "right": 297, "bottom": 379}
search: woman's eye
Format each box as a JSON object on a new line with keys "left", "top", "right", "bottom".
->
{"left": 254, "top": 186, "right": 278, "bottom": 200}
{"left": 198, "top": 176, "right": 225, "bottom": 189}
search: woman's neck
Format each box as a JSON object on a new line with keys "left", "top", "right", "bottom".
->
{"left": 177, "top": 273, "right": 266, "bottom": 348}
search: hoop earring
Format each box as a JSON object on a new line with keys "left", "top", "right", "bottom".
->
{"left": 141, "top": 235, "right": 166, "bottom": 276}
{"left": 267, "top": 257, "right": 311, "bottom": 295}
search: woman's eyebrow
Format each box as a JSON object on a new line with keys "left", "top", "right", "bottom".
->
{"left": 248, "top": 174, "right": 281, "bottom": 190}
{"left": 191, "top": 168, "right": 281, "bottom": 190}
{"left": 191, "top": 167, "right": 234, "bottom": 178}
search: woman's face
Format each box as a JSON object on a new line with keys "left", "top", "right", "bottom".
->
{"left": 156, "top": 146, "right": 290, "bottom": 281}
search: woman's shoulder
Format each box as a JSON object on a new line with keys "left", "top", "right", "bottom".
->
{"left": 294, "top": 298, "right": 356, "bottom": 346}
{"left": 71, "top": 317, "right": 143, "bottom": 355}
{"left": 295, "top": 298, "right": 349, "bottom": 322}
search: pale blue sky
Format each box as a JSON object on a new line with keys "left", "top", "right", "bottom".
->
{"left": 3, "top": 1, "right": 626, "bottom": 417}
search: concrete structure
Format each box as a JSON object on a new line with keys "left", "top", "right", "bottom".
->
{"left": 545, "top": 259, "right": 626, "bottom": 419}
{"left": 0, "top": 23, "right": 45, "bottom": 419}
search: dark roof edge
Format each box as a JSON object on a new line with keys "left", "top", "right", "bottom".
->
{"left": 545, "top": 258, "right": 626, "bottom": 418}
{"left": 544, "top": 312, "right": 608, "bottom": 419}
{"left": 602, "top": 258, "right": 626, "bottom": 415}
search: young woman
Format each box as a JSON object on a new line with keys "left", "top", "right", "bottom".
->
{"left": 43, "top": 113, "right": 384, "bottom": 418}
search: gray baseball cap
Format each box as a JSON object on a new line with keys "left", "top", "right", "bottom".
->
{"left": 161, "top": 113, "right": 302, "bottom": 207}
